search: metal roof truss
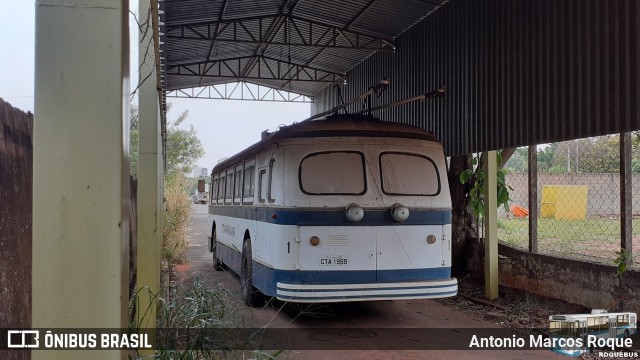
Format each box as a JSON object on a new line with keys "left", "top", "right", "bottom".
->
{"left": 166, "top": 82, "right": 312, "bottom": 102}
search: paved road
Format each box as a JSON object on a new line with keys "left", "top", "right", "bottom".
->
{"left": 175, "top": 205, "right": 565, "bottom": 360}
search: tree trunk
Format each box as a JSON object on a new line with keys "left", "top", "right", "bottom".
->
{"left": 447, "top": 149, "right": 516, "bottom": 276}
{"left": 448, "top": 155, "right": 476, "bottom": 276}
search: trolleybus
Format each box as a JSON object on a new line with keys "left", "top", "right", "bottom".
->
{"left": 208, "top": 117, "right": 457, "bottom": 305}
{"left": 549, "top": 310, "right": 637, "bottom": 356}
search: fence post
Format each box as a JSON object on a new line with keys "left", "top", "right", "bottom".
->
{"left": 484, "top": 150, "right": 499, "bottom": 300}
{"left": 620, "top": 132, "right": 633, "bottom": 263}
{"left": 528, "top": 145, "right": 538, "bottom": 253}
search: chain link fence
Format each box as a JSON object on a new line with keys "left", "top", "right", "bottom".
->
{"left": 497, "top": 133, "right": 640, "bottom": 265}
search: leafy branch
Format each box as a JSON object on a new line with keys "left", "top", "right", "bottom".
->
{"left": 459, "top": 151, "right": 512, "bottom": 217}
{"left": 614, "top": 249, "right": 632, "bottom": 276}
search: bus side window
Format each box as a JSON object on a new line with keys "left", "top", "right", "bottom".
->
{"left": 211, "top": 178, "right": 218, "bottom": 205}
{"left": 267, "top": 158, "right": 276, "bottom": 203}
{"left": 243, "top": 165, "right": 255, "bottom": 204}
{"left": 224, "top": 171, "right": 233, "bottom": 205}
{"left": 257, "top": 168, "right": 267, "bottom": 203}
{"left": 233, "top": 165, "right": 242, "bottom": 204}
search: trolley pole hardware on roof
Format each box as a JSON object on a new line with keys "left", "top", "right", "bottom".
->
{"left": 302, "top": 82, "right": 446, "bottom": 122}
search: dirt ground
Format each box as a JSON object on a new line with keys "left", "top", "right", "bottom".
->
{"left": 170, "top": 204, "right": 638, "bottom": 359}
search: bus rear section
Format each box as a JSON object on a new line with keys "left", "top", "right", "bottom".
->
{"left": 273, "top": 139, "right": 457, "bottom": 302}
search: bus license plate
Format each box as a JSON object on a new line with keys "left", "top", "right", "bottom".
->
{"left": 319, "top": 256, "right": 349, "bottom": 266}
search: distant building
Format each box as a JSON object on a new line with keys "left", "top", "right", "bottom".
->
{"left": 200, "top": 167, "right": 208, "bottom": 177}
{"left": 191, "top": 165, "right": 200, "bottom": 178}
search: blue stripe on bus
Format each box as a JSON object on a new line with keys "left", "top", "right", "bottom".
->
{"left": 251, "top": 259, "right": 452, "bottom": 297}
{"left": 210, "top": 206, "right": 452, "bottom": 226}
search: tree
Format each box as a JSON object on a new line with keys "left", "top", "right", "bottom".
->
{"left": 449, "top": 150, "right": 513, "bottom": 275}
{"left": 503, "top": 147, "right": 528, "bottom": 173}
{"left": 129, "top": 103, "right": 205, "bottom": 178}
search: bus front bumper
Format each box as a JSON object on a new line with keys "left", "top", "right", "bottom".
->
{"left": 276, "top": 278, "right": 457, "bottom": 303}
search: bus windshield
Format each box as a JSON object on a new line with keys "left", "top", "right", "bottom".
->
{"left": 299, "top": 151, "right": 366, "bottom": 195}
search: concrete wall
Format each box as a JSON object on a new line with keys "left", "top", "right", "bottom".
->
{"left": 499, "top": 244, "right": 640, "bottom": 311}
{"left": 0, "top": 98, "right": 32, "bottom": 360}
{"left": 504, "top": 172, "right": 640, "bottom": 217}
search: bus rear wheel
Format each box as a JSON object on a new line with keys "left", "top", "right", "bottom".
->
{"left": 212, "top": 229, "right": 223, "bottom": 271}
{"left": 241, "top": 240, "right": 260, "bottom": 307}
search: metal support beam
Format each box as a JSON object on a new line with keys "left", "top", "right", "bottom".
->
{"left": 136, "top": 0, "right": 164, "bottom": 336}
{"left": 33, "top": 0, "right": 129, "bottom": 359}
{"left": 165, "top": 15, "right": 394, "bottom": 51}
{"left": 166, "top": 82, "right": 312, "bottom": 103}
{"left": 528, "top": 145, "right": 538, "bottom": 253}
{"left": 484, "top": 151, "right": 499, "bottom": 300}
{"left": 620, "top": 132, "right": 633, "bottom": 262}
{"left": 167, "top": 55, "right": 345, "bottom": 83}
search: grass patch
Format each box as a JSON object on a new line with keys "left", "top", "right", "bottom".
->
{"left": 163, "top": 174, "right": 192, "bottom": 266}
{"left": 498, "top": 218, "right": 640, "bottom": 263}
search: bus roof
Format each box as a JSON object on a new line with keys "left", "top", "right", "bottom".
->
{"left": 212, "top": 118, "right": 440, "bottom": 174}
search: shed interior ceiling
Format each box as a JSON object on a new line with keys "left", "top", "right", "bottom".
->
{"left": 160, "top": 0, "right": 449, "bottom": 97}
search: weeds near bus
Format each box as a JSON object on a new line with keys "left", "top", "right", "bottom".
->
{"left": 614, "top": 249, "right": 632, "bottom": 276}
{"left": 163, "top": 174, "right": 192, "bottom": 266}
{"left": 130, "top": 276, "right": 282, "bottom": 360}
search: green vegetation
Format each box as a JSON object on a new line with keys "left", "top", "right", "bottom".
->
{"left": 498, "top": 218, "right": 640, "bottom": 263}
{"left": 131, "top": 276, "right": 283, "bottom": 360}
{"left": 459, "top": 151, "right": 512, "bottom": 217}
{"left": 130, "top": 103, "right": 205, "bottom": 178}
{"left": 162, "top": 173, "right": 192, "bottom": 265}
{"left": 505, "top": 132, "right": 640, "bottom": 174}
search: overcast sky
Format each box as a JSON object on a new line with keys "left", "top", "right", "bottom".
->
{"left": 0, "top": 1, "right": 311, "bottom": 171}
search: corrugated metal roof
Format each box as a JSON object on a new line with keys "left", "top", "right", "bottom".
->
{"left": 161, "top": 0, "right": 448, "bottom": 96}
{"left": 311, "top": 0, "right": 640, "bottom": 156}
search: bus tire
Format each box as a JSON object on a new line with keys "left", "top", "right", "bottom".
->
{"left": 212, "top": 228, "right": 223, "bottom": 271}
{"left": 241, "top": 240, "right": 259, "bottom": 307}
{"left": 624, "top": 329, "right": 630, "bottom": 338}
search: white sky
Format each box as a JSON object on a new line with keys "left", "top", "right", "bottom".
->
{"left": 0, "top": 1, "right": 311, "bottom": 170}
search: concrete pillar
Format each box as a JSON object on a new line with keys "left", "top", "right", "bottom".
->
{"left": 33, "top": 0, "right": 129, "bottom": 359}
{"left": 136, "top": 0, "right": 163, "bottom": 329}
{"left": 484, "top": 151, "right": 499, "bottom": 300}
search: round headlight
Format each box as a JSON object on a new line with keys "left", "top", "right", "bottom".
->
{"left": 345, "top": 203, "right": 364, "bottom": 222}
{"left": 427, "top": 235, "right": 437, "bottom": 244}
{"left": 310, "top": 236, "right": 320, "bottom": 246}
{"left": 390, "top": 203, "right": 410, "bottom": 222}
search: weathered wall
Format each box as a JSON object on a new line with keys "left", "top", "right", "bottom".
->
{"left": 499, "top": 244, "right": 640, "bottom": 310}
{"left": 505, "top": 172, "right": 640, "bottom": 217}
{"left": 0, "top": 98, "right": 32, "bottom": 359}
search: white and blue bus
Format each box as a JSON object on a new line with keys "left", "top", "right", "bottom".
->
{"left": 208, "top": 118, "right": 457, "bottom": 305}
{"left": 549, "top": 310, "right": 637, "bottom": 356}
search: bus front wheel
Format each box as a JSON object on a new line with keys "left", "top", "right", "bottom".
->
{"left": 241, "top": 240, "right": 260, "bottom": 307}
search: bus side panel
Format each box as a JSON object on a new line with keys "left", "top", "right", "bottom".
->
{"left": 212, "top": 214, "right": 252, "bottom": 275}
{"left": 250, "top": 223, "right": 300, "bottom": 296}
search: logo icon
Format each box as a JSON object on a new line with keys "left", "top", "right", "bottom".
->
{"left": 7, "top": 330, "right": 39, "bottom": 348}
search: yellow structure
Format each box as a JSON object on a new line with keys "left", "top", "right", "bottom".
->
{"left": 541, "top": 185, "right": 588, "bottom": 220}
